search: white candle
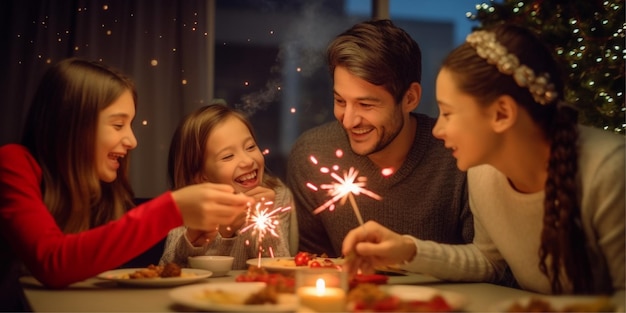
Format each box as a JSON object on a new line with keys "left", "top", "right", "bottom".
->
{"left": 297, "top": 278, "right": 346, "bottom": 312}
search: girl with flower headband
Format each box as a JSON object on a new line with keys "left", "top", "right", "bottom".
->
{"left": 342, "top": 24, "right": 624, "bottom": 296}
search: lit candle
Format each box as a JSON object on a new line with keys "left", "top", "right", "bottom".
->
{"left": 297, "top": 278, "right": 346, "bottom": 312}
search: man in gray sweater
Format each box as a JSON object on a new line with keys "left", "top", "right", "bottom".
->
{"left": 286, "top": 19, "right": 473, "bottom": 258}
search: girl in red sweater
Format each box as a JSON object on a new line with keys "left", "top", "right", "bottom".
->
{"left": 0, "top": 58, "right": 252, "bottom": 310}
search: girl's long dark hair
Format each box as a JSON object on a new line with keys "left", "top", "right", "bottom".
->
{"left": 21, "top": 58, "right": 136, "bottom": 233}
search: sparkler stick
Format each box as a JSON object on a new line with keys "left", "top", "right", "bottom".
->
{"left": 347, "top": 193, "right": 364, "bottom": 225}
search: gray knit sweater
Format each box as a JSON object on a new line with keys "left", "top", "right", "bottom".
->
{"left": 159, "top": 184, "right": 293, "bottom": 270}
{"left": 287, "top": 113, "right": 473, "bottom": 257}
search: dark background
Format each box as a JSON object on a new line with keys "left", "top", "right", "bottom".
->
{"left": 0, "top": 0, "right": 477, "bottom": 197}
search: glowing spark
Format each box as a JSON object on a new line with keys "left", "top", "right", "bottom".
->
{"left": 307, "top": 151, "right": 382, "bottom": 225}
{"left": 239, "top": 200, "right": 290, "bottom": 264}
{"left": 381, "top": 168, "right": 394, "bottom": 176}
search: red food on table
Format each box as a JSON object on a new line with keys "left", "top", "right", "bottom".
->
{"left": 405, "top": 295, "right": 452, "bottom": 312}
{"left": 294, "top": 251, "right": 311, "bottom": 266}
{"left": 235, "top": 266, "right": 295, "bottom": 293}
{"left": 320, "top": 258, "right": 340, "bottom": 269}
{"left": 349, "top": 273, "right": 388, "bottom": 289}
{"left": 347, "top": 283, "right": 453, "bottom": 312}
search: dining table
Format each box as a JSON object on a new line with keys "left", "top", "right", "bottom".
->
{"left": 20, "top": 269, "right": 625, "bottom": 312}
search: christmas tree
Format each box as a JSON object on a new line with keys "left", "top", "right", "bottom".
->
{"left": 469, "top": 0, "right": 625, "bottom": 134}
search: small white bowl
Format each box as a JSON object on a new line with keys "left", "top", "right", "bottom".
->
{"left": 187, "top": 256, "right": 234, "bottom": 277}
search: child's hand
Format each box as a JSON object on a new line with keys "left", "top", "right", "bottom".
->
{"left": 244, "top": 186, "right": 275, "bottom": 203}
{"left": 341, "top": 221, "right": 417, "bottom": 277}
{"left": 218, "top": 187, "right": 269, "bottom": 238}
{"left": 172, "top": 182, "right": 253, "bottom": 232}
{"left": 216, "top": 186, "right": 277, "bottom": 238}
{"left": 218, "top": 210, "right": 247, "bottom": 238}
{"left": 186, "top": 227, "right": 219, "bottom": 246}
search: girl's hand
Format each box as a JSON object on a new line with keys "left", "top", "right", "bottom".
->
{"left": 218, "top": 210, "right": 247, "bottom": 238}
{"left": 172, "top": 182, "right": 253, "bottom": 231}
{"left": 186, "top": 228, "right": 219, "bottom": 246}
{"left": 244, "top": 186, "right": 275, "bottom": 203}
{"left": 341, "top": 221, "right": 417, "bottom": 277}
{"left": 219, "top": 186, "right": 275, "bottom": 238}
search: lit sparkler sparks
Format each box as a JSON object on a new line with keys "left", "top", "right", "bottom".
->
{"left": 239, "top": 200, "right": 291, "bottom": 266}
{"left": 306, "top": 150, "right": 382, "bottom": 225}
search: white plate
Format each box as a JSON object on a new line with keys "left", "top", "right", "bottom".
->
{"left": 491, "top": 295, "right": 616, "bottom": 312}
{"left": 381, "top": 285, "right": 469, "bottom": 311}
{"left": 97, "top": 268, "right": 212, "bottom": 287}
{"left": 169, "top": 282, "right": 298, "bottom": 312}
{"left": 246, "top": 257, "right": 343, "bottom": 273}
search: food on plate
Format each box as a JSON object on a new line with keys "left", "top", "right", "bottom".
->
{"left": 347, "top": 283, "right": 453, "bottom": 312}
{"left": 244, "top": 284, "right": 283, "bottom": 305}
{"left": 198, "top": 284, "right": 294, "bottom": 306}
{"left": 204, "top": 266, "right": 295, "bottom": 304}
{"left": 160, "top": 262, "right": 183, "bottom": 277}
{"left": 506, "top": 297, "right": 615, "bottom": 312}
{"left": 236, "top": 266, "right": 295, "bottom": 293}
{"left": 123, "top": 263, "right": 185, "bottom": 279}
{"left": 200, "top": 289, "right": 244, "bottom": 305}
{"left": 266, "top": 252, "right": 343, "bottom": 269}
{"left": 294, "top": 251, "right": 312, "bottom": 266}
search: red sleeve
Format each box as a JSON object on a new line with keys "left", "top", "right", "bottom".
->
{"left": 0, "top": 144, "right": 183, "bottom": 288}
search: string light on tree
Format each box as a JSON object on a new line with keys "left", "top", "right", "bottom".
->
{"left": 470, "top": 0, "right": 625, "bottom": 134}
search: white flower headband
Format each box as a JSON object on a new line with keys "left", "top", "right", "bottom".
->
{"left": 466, "top": 30, "right": 558, "bottom": 105}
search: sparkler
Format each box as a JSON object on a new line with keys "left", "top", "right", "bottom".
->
{"left": 306, "top": 150, "right": 382, "bottom": 225}
{"left": 239, "top": 199, "right": 291, "bottom": 266}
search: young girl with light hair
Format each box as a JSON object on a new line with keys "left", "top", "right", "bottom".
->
{"left": 160, "top": 103, "right": 294, "bottom": 270}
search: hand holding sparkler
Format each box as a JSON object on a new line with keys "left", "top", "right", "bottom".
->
{"left": 341, "top": 220, "right": 417, "bottom": 277}
{"left": 219, "top": 186, "right": 274, "bottom": 238}
{"left": 217, "top": 210, "right": 248, "bottom": 238}
{"left": 185, "top": 227, "right": 219, "bottom": 246}
{"left": 244, "top": 185, "right": 276, "bottom": 203}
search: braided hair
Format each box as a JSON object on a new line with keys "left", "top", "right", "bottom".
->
{"left": 442, "top": 24, "right": 592, "bottom": 293}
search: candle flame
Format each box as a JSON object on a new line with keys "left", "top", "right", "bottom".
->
{"left": 315, "top": 278, "right": 326, "bottom": 295}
